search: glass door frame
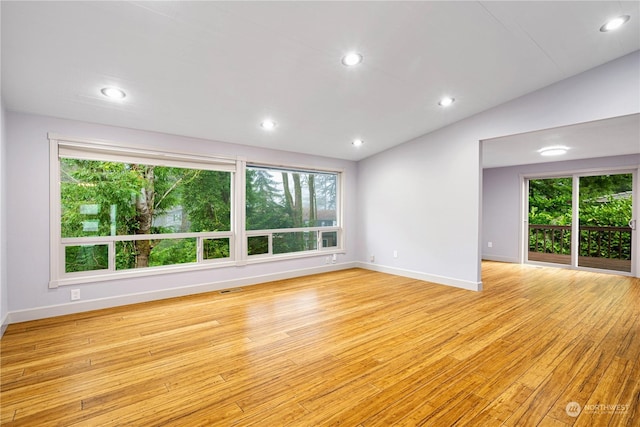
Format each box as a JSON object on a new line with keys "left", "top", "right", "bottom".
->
{"left": 521, "top": 167, "right": 638, "bottom": 277}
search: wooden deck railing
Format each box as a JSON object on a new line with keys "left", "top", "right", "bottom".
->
{"left": 579, "top": 225, "right": 632, "bottom": 260}
{"left": 528, "top": 224, "right": 632, "bottom": 271}
{"left": 529, "top": 224, "right": 572, "bottom": 256}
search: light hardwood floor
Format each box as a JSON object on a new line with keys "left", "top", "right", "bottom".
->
{"left": 1, "top": 262, "right": 639, "bottom": 426}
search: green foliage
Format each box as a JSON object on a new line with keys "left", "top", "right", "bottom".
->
{"left": 528, "top": 178, "right": 572, "bottom": 225}
{"left": 579, "top": 196, "right": 631, "bottom": 227}
{"left": 147, "top": 239, "right": 196, "bottom": 267}
{"left": 203, "top": 238, "right": 230, "bottom": 259}
{"left": 65, "top": 245, "right": 109, "bottom": 273}
{"left": 247, "top": 235, "right": 269, "bottom": 256}
{"left": 579, "top": 174, "right": 632, "bottom": 200}
{"left": 115, "top": 241, "right": 137, "bottom": 270}
{"left": 181, "top": 170, "right": 231, "bottom": 232}
{"left": 61, "top": 159, "right": 139, "bottom": 238}
{"left": 246, "top": 169, "right": 290, "bottom": 230}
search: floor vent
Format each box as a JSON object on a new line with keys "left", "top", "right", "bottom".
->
{"left": 219, "top": 288, "right": 243, "bottom": 294}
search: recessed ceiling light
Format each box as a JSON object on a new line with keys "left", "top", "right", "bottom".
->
{"left": 100, "top": 87, "right": 126, "bottom": 99}
{"left": 600, "top": 15, "right": 630, "bottom": 32}
{"left": 538, "top": 146, "right": 569, "bottom": 156}
{"left": 352, "top": 139, "right": 364, "bottom": 147}
{"left": 341, "top": 52, "right": 363, "bottom": 67}
{"left": 438, "top": 97, "right": 455, "bottom": 107}
{"left": 260, "top": 119, "right": 277, "bottom": 130}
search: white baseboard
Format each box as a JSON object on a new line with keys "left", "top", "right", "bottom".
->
{"left": 1, "top": 313, "right": 8, "bottom": 337}
{"left": 5, "top": 261, "right": 483, "bottom": 325}
{"left": 482, "top": 254, "right": 519, "bottom": 263}
{"left": 357, "top": 262, "right": 482, "bottom": 291}
{"left": 7, "top": 262, "right": 358, "bottom": 324}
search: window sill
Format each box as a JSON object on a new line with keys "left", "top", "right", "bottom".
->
{"left": 50, "top": 249, "right": 346, "bottom": 288}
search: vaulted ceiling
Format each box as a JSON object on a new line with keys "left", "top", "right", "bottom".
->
{"left": 2, "top": 1, "right": 639, "bottom": 162}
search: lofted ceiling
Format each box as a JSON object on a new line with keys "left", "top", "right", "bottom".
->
{"left": 2, "top": 1, "right": 639, "bottom": 162}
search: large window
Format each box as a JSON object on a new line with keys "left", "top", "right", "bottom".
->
{"left": 61, "top": 159, "right": 232, "bottom": 273}
{"left": 246, "top": 166, "right": 340, "bottom": 257}
{"left": 51, "top": 137, "right": 237, "bottom": 286}
{"left": 50, "top": 137, "right": 343, "bottom": 287}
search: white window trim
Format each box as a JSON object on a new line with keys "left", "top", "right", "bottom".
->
{"left": 244, "top": 161, "right": 345, "bottom": 260}
{"left": 246, "top": 226, "right": 342, "bottom": 256}
{"left": 50, "top": 134, "right": 239, "bottom": 288}
{"left": 50, "top": 135, "right": 345, "bottom": 288}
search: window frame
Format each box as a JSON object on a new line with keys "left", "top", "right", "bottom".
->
{"left": 49, "top": 135, "right": 345, "bottom": 288}
{"left": 50, "top": 135, "right": 239, "bottom": 287}
{"left": 243, "top": 162, "right": 344, "bottom": 263}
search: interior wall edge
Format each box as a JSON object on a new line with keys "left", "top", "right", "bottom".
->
{"left": 0, "top": 314, "right": 8, "bottom": 338}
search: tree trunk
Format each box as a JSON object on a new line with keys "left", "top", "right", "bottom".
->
{"left": 132, "top": 164, "right": 155, "bottom": 268}
{"left": 282, "top": 172, "right": 303, "bottom": 227}
{"left": 282, "top": 172, "right": 294, "bottom": 216}
{"left": 293, "top": 174, "right": 302, "bottom": 227}
{"left": 308, "top": 175, "right": 317, "bottom": 250}
{"left": 308, "top": 174, "right": 316, "bottom": 226}
{"left": 282, "top": 172, "right": 305, "bottom": 251}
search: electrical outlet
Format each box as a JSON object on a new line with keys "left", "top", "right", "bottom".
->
{"left": 393, "top": 250, "right": 398, "bottom": 258}
{"left": 487, "top": 242, "right": 493, "bottom": 248}
{"left": 70, "top": 289, "right": 81, "bottom": 301}
{"left": 370, "top": 255, "right": 375, "bottom": 263}
{"left": 332, "top": 253, "right": 337, "bottom": 264}
{"left": 325, "top": 256, "right": 331, "bottom": 264}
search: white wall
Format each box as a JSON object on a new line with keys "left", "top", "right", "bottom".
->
{"left": 0, "top": 101, "right": 8, "bottom": 334}
{"left": 483, "top": 155, "right": 640, "bottom": 266}
{"left": 0, "top": 2, "right": 7, "bottom": 335}
{"left": 356, "top": 123, "right": 484, "bottom": 290}
{"left": 5, "top": 112, "right": 358, "bottom": 321}
{"left": 357, "top": 51, "right": 640, "bottom": 290}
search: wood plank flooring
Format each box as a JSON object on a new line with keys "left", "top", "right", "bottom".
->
{"left": 1, "top": 262, "right": 639, "bottom": 426}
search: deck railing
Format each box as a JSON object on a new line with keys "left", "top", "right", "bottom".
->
{"left": 529, "top": 224, "right": 632, "bottom": 261}
{"left": 529, "top": 225, "right": 571, "bottom": 256}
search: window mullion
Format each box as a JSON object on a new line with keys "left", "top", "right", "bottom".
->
{"left": 197, "top": 237, "right": 203, "bottom": 263}
{"left": 235, "top": 158, "right": 247, "bottom": 265}
{"left": 109, "top": 241, "right": 116, "bottom": 272}
{"left": 49, "top": 137, "right": 62, "bottom": 289}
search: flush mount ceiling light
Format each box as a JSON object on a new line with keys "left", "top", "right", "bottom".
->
{"left": 100, "top": 87, "right": 126, "bottom": 99}
{"left": 600, "top": 15, "right": 630, "bottom": 32}
{"left": 341, "top": 52, "right": 363, "bottom": 67}
{"left": 538, "top": 146, "right": 569, "bottom": 156}
{"left": 352, "top": 139, "right": 364, "bottom": 147}
{"left": 260, "top": 119, "right": 277, "bottom": 130}
{"left": 438, "top": 96, "right": 455, "bottom": 107}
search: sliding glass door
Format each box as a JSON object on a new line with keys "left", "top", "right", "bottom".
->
{"left": 526, "top": 172, "right": 635, "bottom": 274}
{"left": 578, "top": 174, "right": 633, "bottom": 272}
{"left": 528, "top": 177, "right": 573, "bottom": 265}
